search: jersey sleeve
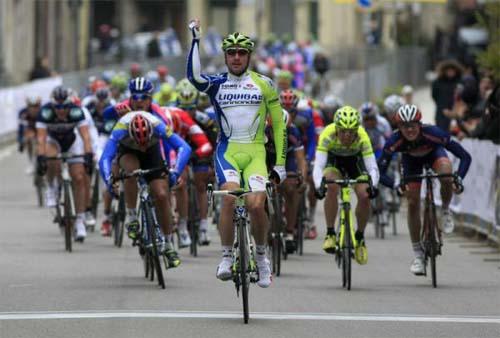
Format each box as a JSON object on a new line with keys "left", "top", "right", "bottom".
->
{"left": 264, "top": 79, "right": 287, "bottom": 166}
{"left": 186, "top": 39, "right": 224, "bottom": 96}
{"left": 155, "top": 122, "right": 192, "bottom": 174}
{"left": 99, "top": 123, "right": 128, "bottom": 184}
{"left": 316, "top": 124, "right": 334, "bottom": 153}
{"left": 305, "top": 109, "right": 317, "bottom": 161}
{"left": 359, "top": 128, "right": 375, "bottom": 158}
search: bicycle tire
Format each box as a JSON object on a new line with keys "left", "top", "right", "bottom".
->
{"left": 187, "top": 179, "right": 199, "bottom": 257}
{"left": 428, "top": 205, "right": 438, "bottom": 288}
{"left": 344, "top": 210, "right": 352, "bottom": 291}
{"left": 271, "top": 235, "right": 278, "bottom": 274}
{"left": 297, "top": 194, "right": 305, "bottom": 256}
{"left": 63, "top": 182, "right": 73, "bottom": 252}
{"left": 34, "top": 174, "right": 44, "bottom": 207}
{"left": 145, "top": 204, "right": 165, "bottom": 289}
{"left": 391, "top": 210, "right": 397, "bottom": 236}
{"left": 238, "top": 221, "right": 250, "bottom": 324}
{"left": 91, "top": 172, "right": 99, "bottom": 220}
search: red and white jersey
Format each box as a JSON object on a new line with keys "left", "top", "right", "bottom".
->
{"left": 160, "top": 106, "right": 213, "bottom": 158}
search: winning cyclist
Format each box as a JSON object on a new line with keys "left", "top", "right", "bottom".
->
{"left": 313, "top": 106, "right": 379, "bottom": 264}
{"left": 378, "top": 104, "right": 471, "bottom": 275}
{"left": 187, "top": 19, "right": 287, "bottom": 288}
{"left": 99, "top": 111, "right": 191, "bottom": 268}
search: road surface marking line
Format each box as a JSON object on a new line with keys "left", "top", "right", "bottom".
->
{"left": 0, "top": 311, "right": 499, "bottom": 324}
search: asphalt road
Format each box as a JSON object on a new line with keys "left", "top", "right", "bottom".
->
{"left": 1, "top": 145, "right": 499, "bottom": 338}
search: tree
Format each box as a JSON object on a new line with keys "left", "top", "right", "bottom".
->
{"left": 476, "top": 2, "right": 500, "bottom": 79}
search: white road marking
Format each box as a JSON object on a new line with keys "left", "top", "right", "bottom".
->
{"left": 0, "top": 311, "right": 499, "bottom": 324}
{"left": 8, "top": 284, "right": 33, "bottom": 288}
{"left": 0, "top": 145, "right": 15, "bottom": 161}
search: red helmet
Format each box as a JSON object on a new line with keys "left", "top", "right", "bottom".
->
{"left": 128, "top": 113, "right": 153, "bottom": 146}
{"left": 279, "top": 89, "right": 299, "bottom": 110}
{"left": 90, "top": 79, "right": 107, "bottom": 94}
{"left": 157, "top": 65, "right": 168, "bottom": 77}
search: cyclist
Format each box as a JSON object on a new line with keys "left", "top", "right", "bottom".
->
{"left": 18, "top": 96, "right": 42, "bottom": 174}
{"left": 163, "top": 106, "right": 213, "bottom": 247}
{"left": 36, "top": 86, "right": 94, "bottom": 242}
{"left": 383, "top": 94, "right": 405, "bottom": 129}
{"left": 378, "top": 104, "right": 471, "bottom": 275}
{"left": 319, "top": 95, "right": 344, "bottom": 126}
{"left": 280, "top": 89, "right": 318, "bottom": 239}
{"left": 175, "top": 79, "right": 218, "bottom": 245}
{"left": 104, "top": 77, "right": 177, "bottom": 239}
{"left": 265, "top": 110, "right": 307, "bottom": 252}
{"left": 187, "top": 19, "right": 287, "bottom": 288}
{"left": 359, "top": 102, "right": 391, "bottom": 158}
{"left": 110, "top": 74, "right": 128, "bottom": 101}
{"left": 99, "top": 111, "right": 191, "bottom": 268}
{"left": 85, "top": 87, "right": 116, "bottom": 236}
{"left": 153, "top": 83, "right": 177, "bottom": 107}
{"left": 312, "top": 106, "right": 379, "bottom": 264}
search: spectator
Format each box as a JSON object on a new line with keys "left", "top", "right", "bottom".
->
{"left": 29, "top": 56, "right": 54, "bottom": 81}
{"left": 468, "top": 83, "right": 500, "bottom": 144}
{"left": 147, "top": 32, "right": 162, "bottom": 58}
{"left": 431, "top": 59, "right": 464, "bottom": 131}
{"left": 157, "top": 65, "right": 176, "bottom": 87}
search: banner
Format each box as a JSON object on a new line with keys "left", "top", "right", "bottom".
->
{"left": 0, "top": 77, "right": 62, "bottom": 136}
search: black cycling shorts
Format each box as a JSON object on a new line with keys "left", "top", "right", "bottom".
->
{"left": 117, "top": 144, "right": 165, "bottom": 183}
{"left": 325, "top": 153, "right": 366, "bottom": 179}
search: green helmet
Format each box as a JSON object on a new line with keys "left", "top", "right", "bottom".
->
{"left": 334, "top": 105, "right": 360, "bottom": 130}
{"left": 221, "top": 32, "right": 254, "bottom": 52}
{"left": 160, "top": 83, "right": 173, "bottom": 95}
{"left": 110, "top": 74, "right": 127, "bottom": 92}
{"left": 276, "top": 70, "right": 293, "bottom": 81}
{"left": 176, "top": 78, "right": 198, "bottom": 109}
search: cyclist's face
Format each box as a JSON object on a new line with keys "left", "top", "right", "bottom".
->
{"left": 225, "top": 48, "right": 250, "bottom": 76}
{"left": 400, "top": 122, "right": 420, "bottom": 141}
{"left": 363, "top": 117, "right": 377, "bottom": 129}
{"left": 130, "top": 95, "right": 151, "bottom": 111}
{"left": 27, "top": 104, "right": 40, "bottom": 116}
{"left": 277, "top": 78, "right": 291, "bottom": 91}
{"left": 337, "top": 128, "right": 357, "bottom": 145}
{"left": 54, "top": 103, "right": 70, "bottom": 120}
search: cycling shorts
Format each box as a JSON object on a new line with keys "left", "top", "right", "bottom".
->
{"left": 402, "top": 146, "right": 449, "bottom": 187}
{"left": 117, "top": 143, "right": 165, "bottom": 183}
{"left": 324, "top": 153, "right": 367, "bottom": 180}
{"left": 215, "top": 142, "right": 268, "bottom": 191}
{"left": 47, "top": 134, "right": 84, "bottom": 164}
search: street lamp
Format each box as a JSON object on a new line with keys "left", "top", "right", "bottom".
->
{"left": 68, "top": 0, "right": 83, "bottom": 70}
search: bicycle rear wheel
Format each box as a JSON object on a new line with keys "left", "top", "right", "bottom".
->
{"left": 63, "top": 182, "right": 74, "bottom": 252}
{"left": 238, "top": 222, "right": 250, "bottom": 324}
{"left": 297, "top": 194, "right": 305, "bottom": 255}
{"left": 34, "top": 174, "right": 44, "bottom": 207}
{"left": 116, "top": 192, "right": 126, "bottom": 247}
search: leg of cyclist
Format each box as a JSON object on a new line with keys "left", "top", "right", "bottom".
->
{"left": 69, "top": 162, "right": 88, "bottom": 241}
{"left": 194, "top": 169, "right": 211, "bottom": 245}
{"left": 24, "top": 129, "right": 36, "bottom": 174}
{"left": 353, "top": 182, "right": 370, "bottom": 265}
{"left": 83, "top": 171, "right": 96, "bottom": 229}
{"left": 150, "top": 178, "right": 181, "bottom": 268}
{"left": 306, "top": 176, "right": 318, "bottom": 239}
{"left": 217, "top": 181, "right": 239, "bottom": 280}
{"left": 44, "top": 142, "right": 61, "bottom": 208}
{"left": 118, "top": 153, "right": 139, "bottom": 239}
{"left": 100, "top": 163, "right": 118, "bottom": 236}
{"left": 403, "top": 155, "right": 426, "bottom": 275}
{"left": 323, "top": 169, "right": 340, "bottom": 254}
{"left": 433, "top": 151, "right": 454, "bottom": 234}
{"left": 175, "top": 168, "right": 191, "bottom": 248}
{"left": 282, "top": 175, "right": 299, "bottom": 252}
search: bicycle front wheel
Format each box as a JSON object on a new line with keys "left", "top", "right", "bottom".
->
{"left": 145, "top": 204, "right": 165, "bottom": 289}
{"left": 238, "top": 222, "right": 250, "bottom": 324}
{"left": 344, "top": 212, "right": 352, "bottom": 291}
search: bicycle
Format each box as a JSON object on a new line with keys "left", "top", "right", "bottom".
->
{"left": 402, "top": 167, "right": 459, "bottom": 288}
{"left": 110, "top": 181, "right": 126, "bottom": 248}
{"left": 319, "top": 175, "right": 373, "bottom": 291}
{"left": 46, "top": 153, "right": 85, "bottom": 252}
{"left": 89, "top": 166, "right": 100, "bottom": 232}
{"left": 266, "top": 181, "right": 286, "bottom": 277}
{"left": 207, "top": 183, "right": 262, "bottom": 324}
{"left": 114, "top": 166, "right": 171, "bottom": 289}
{"left": 371, "top": 186, "right": 387, "bottom": 239}
{"left": 186, "top": 167, "right": 200, "bottom": 257}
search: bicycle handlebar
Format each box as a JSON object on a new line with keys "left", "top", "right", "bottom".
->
{"left": 402, "top": 172, "right": 456, "bottom": 182}
{"left": 46, "top": 154, "right": 85, "bottom": 161}
{"left": 113, "top": 166, "right": 169, "bottom": 182}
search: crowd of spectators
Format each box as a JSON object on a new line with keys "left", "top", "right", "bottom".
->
{"left": 431, "top": 59, "right": 499, "bottom": 144}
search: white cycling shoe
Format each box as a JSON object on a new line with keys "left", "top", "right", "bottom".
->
{"left": 178, "top": 229, "right": 192, "bottom": 248}
{"left": 410, "top": 257, "right": 426, "bottom": 276}
{"left": 45, "top": 187, "right": 57, "bottom": 208}
{"left": 441, "top": 209, "right": 455, "bottom": 234}
{"left": 74, "top": 219, "right": 87, "bottom": 242}
{"left": 216, "top": 258, "right": 233, "bottom": 281}
{"left": 256, "top": 258, "right": 272, "bottom": 288}
{"left": 84, "top": 211, "right": 96, "bottom": 227}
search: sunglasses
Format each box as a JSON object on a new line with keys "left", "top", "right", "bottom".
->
{"left": 53, "top": 103, "right": 70, "bottom": 110}
{"left": 400, "top": 122, "right": 419, "bottom": 129}
{"left": 226, "top": 48, "right": 249, "bottom": 56}
{"left": 131, "top": 93, "right": 151, "bottom": 101}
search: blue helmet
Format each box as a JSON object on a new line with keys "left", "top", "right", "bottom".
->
{"left": 128, "top": 77, "right": 154, "bottom": 95}
{"left": 359, "top": 102, "right": 379, "bottom": 119}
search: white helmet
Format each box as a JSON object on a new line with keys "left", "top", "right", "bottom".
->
{"left": 383, "top": 95, "right": 405, "bottom": 116}
{"left": 396, "top": 104, "right": 422, "bottom": 123}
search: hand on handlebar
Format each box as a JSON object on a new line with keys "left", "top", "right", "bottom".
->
{"left": 453, "top": 174, "right": 464, "bottom": 194}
